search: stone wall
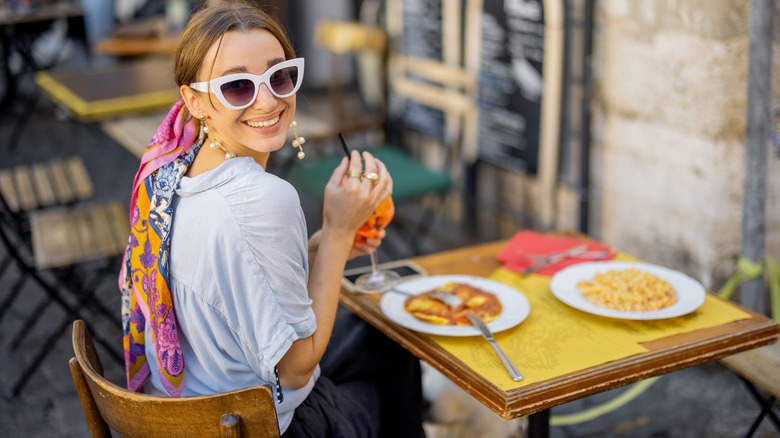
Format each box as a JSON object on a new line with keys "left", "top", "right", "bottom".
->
{"left": 590, "top": 0, "right": 780, "bottom": 290}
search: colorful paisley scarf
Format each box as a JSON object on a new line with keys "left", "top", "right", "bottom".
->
{"left": 118, "top": 99, "right": 200, "bottom": 396}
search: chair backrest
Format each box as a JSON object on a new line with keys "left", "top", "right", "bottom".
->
{"left": 386, "top": 53, "right": 478, "bottom": 170}
{"left": 69, "top": 320, "right": 280, "bottom": 438}
{"left": 383, "top": 0, "right": 481, "bottom": 170}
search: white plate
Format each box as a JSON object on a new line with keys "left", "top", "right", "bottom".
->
{"left": 550, "top": 261, "right": 706, "bottom": 320}
{"left": 380, "top": 275, "right": 531, "bottom": 336}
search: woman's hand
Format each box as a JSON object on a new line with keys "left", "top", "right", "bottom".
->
{"left": 350, "top": 229, "right": 385, "bottom": 259}
{"left": 321, "top": 150, "right": 393, "bottom": 241}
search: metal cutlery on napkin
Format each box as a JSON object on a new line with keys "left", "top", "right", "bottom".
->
{"left": 520, "top": 244, "right": 591, "bottom": 275}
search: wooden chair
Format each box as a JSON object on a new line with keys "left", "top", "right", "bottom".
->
{"left": 0, "top": 156, "right": 129, "bottom": 395}
{"left": 69, "top": 320, "right": 281, "bottom": 437}
{"left": 0, "top": 157, "right": 88, "bottom": 318}
{"left": 0, "top": 156, "right": 98, "bottom": 330}
{"left": 719, "top": 340, "right": 780, "bottom": 437}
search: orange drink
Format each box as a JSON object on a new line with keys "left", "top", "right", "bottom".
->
{"left": 354, "top": 196, "right": 394, "bottom": 246}
{"left": 353, "top": 195, "right": 399, "bottom": 293}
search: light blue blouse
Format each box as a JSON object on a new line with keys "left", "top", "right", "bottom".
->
{"left": 144, "top": 157, "right": 318, "bottom": 434}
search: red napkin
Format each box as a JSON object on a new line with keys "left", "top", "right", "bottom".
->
{"left": 497, "top": 230, "right": 615, "bottom": 276}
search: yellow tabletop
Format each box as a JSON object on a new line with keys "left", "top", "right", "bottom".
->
{"left": 427, "top": 253, "right": 752, "bottom": 390}
{"left": 36, "top": 58, "right": 180, "bottom": 122}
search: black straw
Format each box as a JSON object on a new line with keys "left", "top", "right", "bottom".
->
{"left": 338, "top": 133, "right": 351, "bottom": 157}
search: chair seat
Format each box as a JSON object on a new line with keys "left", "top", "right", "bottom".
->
{"left": 29, "top": 202, "right": 128, "bottom": 270}
{"left": 285, "top": 146, "right": 452, "bottom": 202}
{"left": 720, "top": 341, "right": 780, "bottom": 399}
{"left": 0, "top": 156, "right": 94, "bottom": 213}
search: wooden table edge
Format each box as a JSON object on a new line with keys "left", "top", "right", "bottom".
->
{"left": 501, "top": 315, "right": 779, "bottom": 418}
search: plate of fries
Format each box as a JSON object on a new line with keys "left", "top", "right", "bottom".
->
{"left": 550, "top": 261, "right": 706, "bottom": 320}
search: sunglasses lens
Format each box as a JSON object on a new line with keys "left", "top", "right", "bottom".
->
{"left": 219, "top": 79, "right": 256, "bottom": 107}
{"left": 268, "top": 66, "right": 299, "bottom": 96}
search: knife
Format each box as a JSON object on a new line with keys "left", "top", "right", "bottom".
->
{"left": 465, "top": 312, "right": 524, "bottom": 382}
{"left": 521, "top": 244, "right": 589, "bottom": 275}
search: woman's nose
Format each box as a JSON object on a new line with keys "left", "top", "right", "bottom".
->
{"left": 252, "top": 84, "right": 278, "bottom": 109}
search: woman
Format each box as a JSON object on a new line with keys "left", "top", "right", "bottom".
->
{"left": 119, "top": 3, "right": 424, "bottom": 436}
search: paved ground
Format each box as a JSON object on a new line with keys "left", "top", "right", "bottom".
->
{"left": 0, "top": 68, "right": 777, "bottom": 438}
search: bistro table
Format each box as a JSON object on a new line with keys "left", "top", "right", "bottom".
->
{"left": 339, "top": 238, "right": 780, "bottom": 437}
{"left": 35, "top": 56, "right": 180, "bottom": 122}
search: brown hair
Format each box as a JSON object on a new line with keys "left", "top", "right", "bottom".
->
{"left": 174, "top": 3, "right": 296, "bottom": 88}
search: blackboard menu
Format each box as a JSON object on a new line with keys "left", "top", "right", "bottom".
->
{"left": 397, "top": 0, "right": 445, "bottom": 142}
{"left": 478, "top": 0, "right": 545, "bottom": 174}
{"left": 400, "top": 0, "right": 444, "bottom": 59}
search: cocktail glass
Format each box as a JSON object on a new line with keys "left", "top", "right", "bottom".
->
{"left": 353, "top": 196, "right": 400, "bottom": 293}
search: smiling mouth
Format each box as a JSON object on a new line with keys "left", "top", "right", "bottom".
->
{"left": 245, "top": 115, "right": 280, "bottom": 128}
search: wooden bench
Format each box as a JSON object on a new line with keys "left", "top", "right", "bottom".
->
{"left": 720, "top": 341, "right": 780, "bottom": 436}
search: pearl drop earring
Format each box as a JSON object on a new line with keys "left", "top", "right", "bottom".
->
{"left": 200, "top": 115, "right": 236, "bottom": 160}
{"left": 209, "top": 139, "right": 236, "bottom": 160}
{"left": 290, "top": 120, "right": 305, "bottom": 160}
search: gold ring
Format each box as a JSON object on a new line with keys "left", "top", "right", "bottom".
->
{"left": 347, "top": 169, "right": 363, "bottom": 179}
{"left": 363, "top": 172, "right": 379, "bottom": 186}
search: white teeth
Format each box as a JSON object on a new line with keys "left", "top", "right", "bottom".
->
{"left": 246, "top": 115, "right": 280, "bottom": 128}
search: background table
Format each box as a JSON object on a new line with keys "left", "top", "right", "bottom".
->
{"left": 35, "top": 57, "right": 180, "bottom": 122}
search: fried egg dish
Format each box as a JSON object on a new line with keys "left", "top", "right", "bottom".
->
{"left": 403, "top": 282, "right": 503, "bottom": 326}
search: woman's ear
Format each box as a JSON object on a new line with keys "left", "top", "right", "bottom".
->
{"left": 180, "top": 84, "right": 203, "bottom": 117}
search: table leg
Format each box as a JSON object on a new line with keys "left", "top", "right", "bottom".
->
{"left": 0, "top": 31, "right": 15, "bottom": 109}
{"left": 528, "top": 409, "right": 551, "bottom": 438}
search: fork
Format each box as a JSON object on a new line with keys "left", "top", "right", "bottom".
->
{"left": 515, "top": 246, "right": 612, "bottom": 264}
{"left": 397, "top": 288, "right": 524, "bottom": 381}
{"left": 518, "top": 244, "right": 610, "bottom": 275}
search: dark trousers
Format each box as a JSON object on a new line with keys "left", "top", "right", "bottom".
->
{"left": 283, "top": 305, "right": 425, "bottom": 438}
